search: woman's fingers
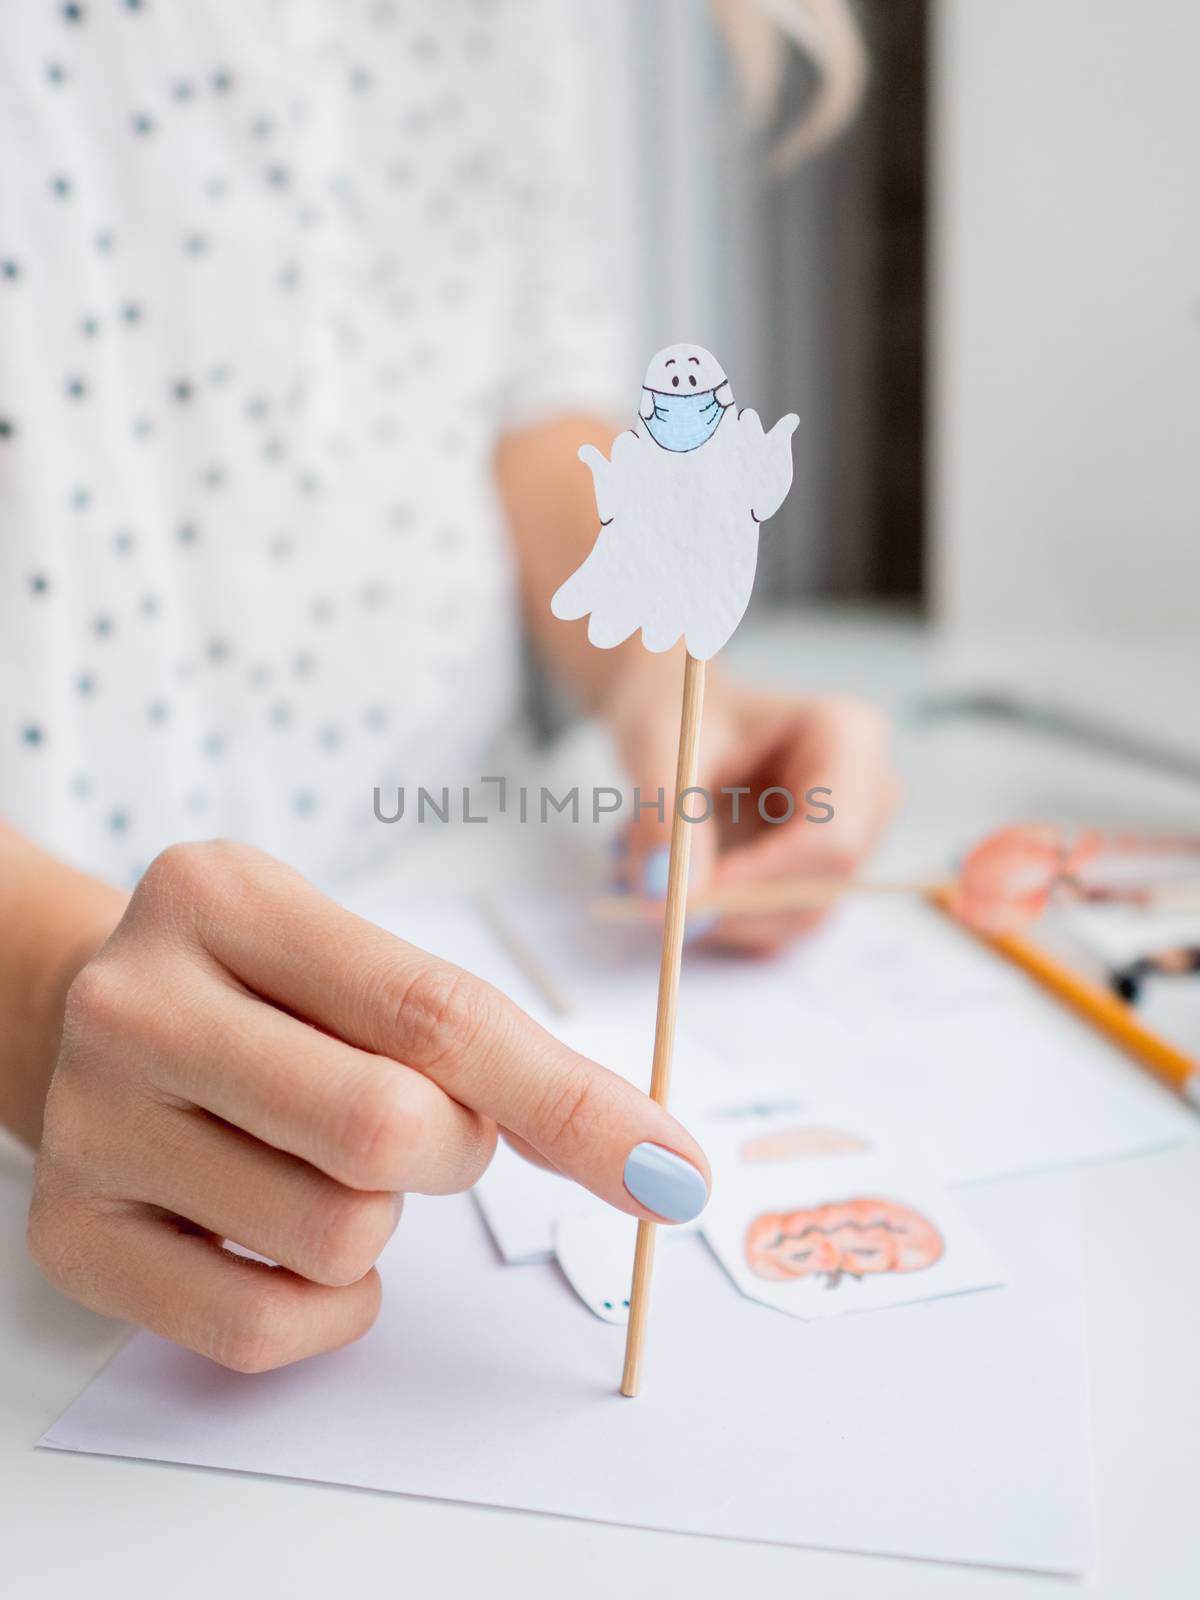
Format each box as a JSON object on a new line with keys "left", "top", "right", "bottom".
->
{"left": 110, "top": 1099, "right": 401, "bottom": 1288}
{"left": 28, "top": 1196, "right": 381, "bottom": 1371}
{"left": 704, "top": 698, "right": 899, "bottom": 955}
{"left": 94, "top": 958, "right": 498, "bottom": 1196}
{"left": 132, "top": 842, "right": 709, "bottom": 1221}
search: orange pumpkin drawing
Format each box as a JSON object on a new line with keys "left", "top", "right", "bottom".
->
{"left": 744, "top": 1197, "right": 944, "bottom": 1287}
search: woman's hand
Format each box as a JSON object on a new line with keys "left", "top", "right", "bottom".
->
{"left": 607, "top": 668, "right": 900, "bottom": 956}
{"left": 28, "top": 842, "right": 709, "bottom": 1371}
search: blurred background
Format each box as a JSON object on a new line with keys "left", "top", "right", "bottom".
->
{"left": 574, "top": 0, "right": 1200, "bottom": 634}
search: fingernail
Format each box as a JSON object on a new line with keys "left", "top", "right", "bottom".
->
{"left": 684, "top": 909, "right": 720, "bottom": 946}
{"left": 389, "top": 1193, "right": 405, "bottom": 1234}
{"left": 643, "top": 846, "right": 715, "bottom": 941}
{"left": 623, "top": 1142, "right": 709, "bottom": 1223}
{"left": 641, "top": 846, "right": 671, "bottom": 900}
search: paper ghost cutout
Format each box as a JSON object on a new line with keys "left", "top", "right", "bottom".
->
{"left": 551, "top": 343, "right": 800, "bottom": 661}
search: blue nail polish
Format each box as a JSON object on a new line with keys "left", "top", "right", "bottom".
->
{"left": 623, "top": 1142, "right": 709, "bottom": 1222}
{"left": 684, "top": 909, "right": 720, "bottom": 946}
{"left": 641, "top": 846, "right": 671, "bottom": 900}
{"left": 643, "top": 846, "right": 716, "bottom": 941}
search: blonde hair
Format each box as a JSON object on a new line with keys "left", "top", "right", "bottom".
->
{"left": 710, "top": 0, "right": 867, "bottom": 173}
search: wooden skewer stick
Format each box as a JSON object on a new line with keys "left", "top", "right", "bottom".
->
{"left": 621, "top": 651, "right": 706, "bottom": 1398}
{"left": 594, "top": 874, "right": 953, "bottom": 926}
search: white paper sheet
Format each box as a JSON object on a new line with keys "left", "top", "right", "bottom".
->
{"left": 41, "top": 1176, "right": 1092, "bottom": 1575}
{"left": 496, "top": 893, "right": 1194, "bottom": 1185}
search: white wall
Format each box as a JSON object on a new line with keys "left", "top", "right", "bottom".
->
{"left": 930, "top": 0, "right": 1200, "bottom": 631}
{"left": 570, "top": 0, "right": 768, "bottom": 409}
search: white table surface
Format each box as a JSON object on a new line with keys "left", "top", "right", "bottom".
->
{"left": 4, "top": 608, "right": 1199, "bottom": 1600}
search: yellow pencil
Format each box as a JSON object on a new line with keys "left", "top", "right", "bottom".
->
{"left": 935, "top": 892, "right": 1200, "bottom": 1111}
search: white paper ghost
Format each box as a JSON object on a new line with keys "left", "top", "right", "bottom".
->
{"left": 550, "top": 344, "right": 800, "bottom": 661}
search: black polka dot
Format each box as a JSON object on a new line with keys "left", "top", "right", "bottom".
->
{"left": 147, "top": 700, "right": 169, "bottom": 723}
{"left": 0, "top": 418, "right": 14, "bottom": 441}
{"left": 251, "top": 115, "right": 273, "bottom": 139}
{"left": 76, "top": 674, "right": 95, "bottom": 697}
{"left": 93, "top": 614, "right": 114, "bottom": 638}
{"left": 173, "top": 79, "right": 195, "bottom": 102}
{"left": 22, "top": 725, "right": 44, "bottom": 747}
{"left": 28, "top": 573, "right": 50, "bottom": 595}
{"left": 176, "top": 521, "right": 198, "bottom": 545}
{"left": 95, "top": 230, "right": 115, "bottom": 253}
{"left": 65, "top": 375, "right": 88, "bottom": 401}
{"left": 46, "top": 62, "right": 68, "bottom": 86}
{"left": 265, "top": 164, "right": 291, "bottom": 189}
{"left": 183, "top": 233, "right": 209, "bottom": 256}
{"left": 70, "top": 486, "right": 91, "bottom": 511}
{"left": 212, "top": 69, "right": 235, "bottom": 95}
{"left": 109, "top": 810, "right": 130, "bottom": 834}
{"left": 202, "top": 732, "right": 225, "bottom": 759}
{"left": 122, "top": 302, "right": 143, "bottom": 324}
{"left": 1, "top": 261, "right": 19, "bottom": 281}
{"left": 172, "top": 379, "right": 193, "bottom": 402}
{"left": 113, "top": 529, "right": 135, "bottom": 555}
{"left": 202, "top": 464, "right": 225, "bottom": 490}
{"left": 81, "top": 314, "right": 101, "bottom": 337}
{"left": 50, "top": 175, "right": 73, "bottom": 200}
{"left": 139, "top": 594, "right": 160, "bottom": 617}
{"left": 131, "top": 113, "right": 155, "bottom": 137}
{"left": 206, "top": 637, "right": 230, "bottom": 664}
{"left": 123, "top": 0, "right": 146, "bottom": 12}
{"left": 132, "top": 415, "right": 155, "bottom": 439}
{"left": 61, "top": 3, "right": 85, "bottom": 24}
{"left": 293, "top": 791, "right": 318, "bottom": 816}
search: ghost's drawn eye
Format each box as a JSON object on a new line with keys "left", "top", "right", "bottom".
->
{"left": 689, "top": 375, "right": 697, "bottom": 387}
{"left": 671, "top": 375, "right": 680, "bottom": 388}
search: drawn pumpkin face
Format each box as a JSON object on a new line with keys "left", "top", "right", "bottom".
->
{"left": 744, "top": 1197, "right": 944, "bottom": 1285}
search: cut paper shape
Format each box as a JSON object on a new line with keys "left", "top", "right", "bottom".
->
{"left": 744, "top": 1196, "right": 944, "bottom": 1284}
{"left": 554, "top": 1210, "right": 638, "bottom": 1324}
{"left": 739, "top": 1124, "right": 872, "bottom": 1162}
{"left": 700, "top": 1156, "right": 1005, "bottom": 1321}
{"left": 550, "top": 343, "right": 799, "bottom": 660}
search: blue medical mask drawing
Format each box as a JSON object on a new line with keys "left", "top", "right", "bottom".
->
{"left": 641, "top": 385, "right": 726, "bottom": 452}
